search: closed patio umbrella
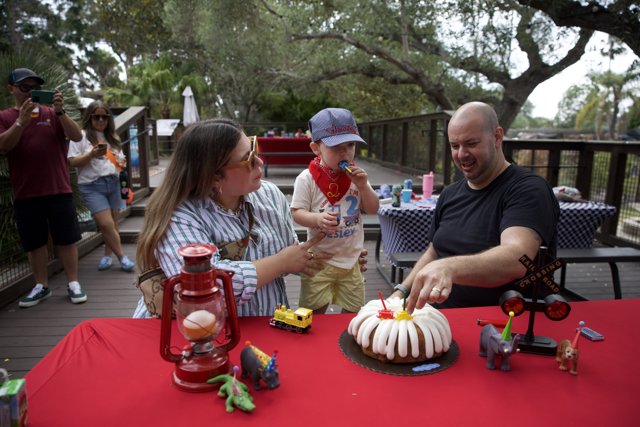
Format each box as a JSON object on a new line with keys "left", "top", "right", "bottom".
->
{"left": 182, "top": 85, "right": 200, "bottom": 126}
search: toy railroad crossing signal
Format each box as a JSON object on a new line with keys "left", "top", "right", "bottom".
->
{"left": 516, "top": 254, "right": 564, "bottom": 294}
{"left": 499, "top": 248, "right": 571, "bottom": 356}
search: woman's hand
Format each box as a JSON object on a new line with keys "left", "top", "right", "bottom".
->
{"left": 278, "top": 234, "right": 332, "bottom": 276}
{"left": 91, "top": 143, "right": 106, "bottom": 159}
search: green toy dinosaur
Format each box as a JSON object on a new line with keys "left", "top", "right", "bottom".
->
{"left": 207, "top": 366, "right": 256, "bottom": 413}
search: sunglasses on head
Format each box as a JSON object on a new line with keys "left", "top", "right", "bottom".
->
{"left": 225, "top": 136, "right": 260, "bottom": 171}
{"left": 14, "top": 83, "right": 41, "bottom": 93}
{"left": 91, "top": 114, "right": 111, "bottom": 121}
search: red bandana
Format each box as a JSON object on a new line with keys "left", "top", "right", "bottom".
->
{"left": 308, "top": 157, "right": 352, "bottom": 205}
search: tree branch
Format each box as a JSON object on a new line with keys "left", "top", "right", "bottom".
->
{"left": 289, "top": 32, "right": 453, "bottom": 108}
{"left": 517, "top": 0, "right": 640, "bottom": 57}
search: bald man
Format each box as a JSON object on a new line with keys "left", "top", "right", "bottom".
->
{"left": 392, "top": 102, "right": 559, "bottom": 310}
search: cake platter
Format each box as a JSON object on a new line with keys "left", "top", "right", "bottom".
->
{"left": 338, "top": 330, "right": 459, "bottom": 376}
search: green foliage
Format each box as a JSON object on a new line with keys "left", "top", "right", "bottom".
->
{"left": 3, "top": 0, "right": 637, "bottom": 135}
{"left": 555, "top": 84, "right": 594, "bottom": 129}
{"left": 570, "top": 66, "right": 640, "bottom": 138}
{"left": 257, "top": 90, "right": 333, "bottom": 123}
{"left": 88, "top": 0, "right": 172, "bottom": 67}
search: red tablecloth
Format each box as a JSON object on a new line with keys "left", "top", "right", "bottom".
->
{"left": 25, "top": 299, "right": 639, "bottom": 426}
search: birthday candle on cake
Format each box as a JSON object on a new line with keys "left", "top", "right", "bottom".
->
{"left": 377, "top": 291, "right": 393, "bottom": 319}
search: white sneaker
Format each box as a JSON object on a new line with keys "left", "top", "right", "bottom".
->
{"left": 19, "top": 284, "right": 52, "bottom": 308}
{"left": 67, "top": 281, "right": 87, "bottom": 304}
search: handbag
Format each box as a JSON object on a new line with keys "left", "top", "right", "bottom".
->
{"left": 136, "top": 204, "right": 255, "bottom": 318}
{"left": 136, "top": 266, "right": 168, "bottom": 318}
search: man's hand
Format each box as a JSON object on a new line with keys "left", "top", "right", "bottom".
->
{"left": 52, "top": 89, "right": 65, "bottom": 113}
{"left": 406, "top": 259, "right": 453, "bottom": 312}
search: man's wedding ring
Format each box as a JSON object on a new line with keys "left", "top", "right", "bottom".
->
{"left": 432, "top": 288, "right": 442, "bottom": 293}
{"left": 308, "top": 252, "right": 315, "bottom": 260}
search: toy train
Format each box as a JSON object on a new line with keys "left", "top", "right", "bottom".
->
{"left": 269, "top": 305, "right": 312, "bottom": 333}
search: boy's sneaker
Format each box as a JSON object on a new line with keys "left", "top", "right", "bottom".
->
{"left": 67, "top": 281, "right": 87, "bottom": 304}
{"left": 19, "top": 284, "right": 51, "bottom": 308}
{"left": 98, "top": 256, "right": 113, "bottom": 270}
{"left": 119, "top": 255, "right": 135, "bottom": 272}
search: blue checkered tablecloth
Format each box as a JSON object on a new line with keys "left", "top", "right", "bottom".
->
{"left": 378, "top": 200, "right": 616, "bottom": 267}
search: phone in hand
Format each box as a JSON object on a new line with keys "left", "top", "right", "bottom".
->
{"left": 97, "top": 143, "right": 108, "bottom": 156}
{"left": 30, "top": 90, "right": 55, "bottom": 105}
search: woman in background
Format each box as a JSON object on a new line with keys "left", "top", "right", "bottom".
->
{"left": 68, "top": 101, "right": 135, "bottom": 272}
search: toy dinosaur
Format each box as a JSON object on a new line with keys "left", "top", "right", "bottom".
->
{"left": 207, "top": 366, "right": 255, "bottom": 413}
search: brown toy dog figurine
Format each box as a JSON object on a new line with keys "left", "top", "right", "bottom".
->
{"left": 556, "top": 325, "right": 581, "bottom": 375}
{"left": 556, "top": 339, "right": 579, "bottom": 375}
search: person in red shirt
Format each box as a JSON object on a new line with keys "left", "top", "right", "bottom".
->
{"left": 0, "top": 67, "right": 86, "bottom": 307}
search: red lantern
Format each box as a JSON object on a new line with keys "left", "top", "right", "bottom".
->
{"left": 159, "top": 244, "right": 240, "bottom": 392}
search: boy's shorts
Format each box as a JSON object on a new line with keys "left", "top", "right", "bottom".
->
{"left": 299, "top": 261, "right": 365, "bottom": 313}
{"left": 13, "top": 193, "right": 81, "bottom": 252}
{"left": 78, "top": 175, "right": 123, "bottom": 214}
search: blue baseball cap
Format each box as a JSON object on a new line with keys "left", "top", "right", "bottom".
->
{"left": 308, "top": 108, "right": 366, "bottom": 147}
{"left": 8, "top": 68, "right": 45, "bottom": 85}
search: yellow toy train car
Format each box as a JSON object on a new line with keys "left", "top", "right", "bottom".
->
{"left": 269, "top": 305, "right": 313, "bottom": 333}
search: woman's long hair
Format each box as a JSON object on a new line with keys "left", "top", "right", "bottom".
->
{"left": 136, "top": 118, "right": 243, "bottom": 270}
{"left": 80, "top": 101, "right": 121, "bottom": 149}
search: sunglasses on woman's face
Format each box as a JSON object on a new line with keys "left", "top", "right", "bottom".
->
{"left": 91, "top": 114, "right": 111, "bottom": 121}
{"left": 14, "top": 83, "right": 41, "bottom": 93}
{"left": 225, "top": 136, "right": 260, "bottom": 171}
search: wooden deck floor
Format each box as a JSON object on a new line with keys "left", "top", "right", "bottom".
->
{"left": 1, "top": 158, "right": 639, "bottom": 379}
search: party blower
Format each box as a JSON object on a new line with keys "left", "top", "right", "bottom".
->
{"left": 160, "top": 244, "right": 240, "bottom": 392}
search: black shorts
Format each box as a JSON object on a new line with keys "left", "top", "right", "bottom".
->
{"left": 13, "top": 193, "right": 81, "bottom": 252}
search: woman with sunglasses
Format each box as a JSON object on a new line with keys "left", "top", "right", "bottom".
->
{"left": 133, "top": 118, "right": 329, "bottom": 317}
{"left": 68, "top": 101, "right": 135, "bottom": 272}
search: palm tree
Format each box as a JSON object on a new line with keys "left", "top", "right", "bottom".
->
{"left": 575, "top": 67, "right": 640, "bottom": 139}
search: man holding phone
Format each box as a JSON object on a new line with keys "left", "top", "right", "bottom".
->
{"left": 0, "top": 67, "right": 87, "bottom": 307}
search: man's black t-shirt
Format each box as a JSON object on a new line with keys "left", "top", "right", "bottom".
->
{"left": 427, "top": 165, "right": 559, "bottom": 308}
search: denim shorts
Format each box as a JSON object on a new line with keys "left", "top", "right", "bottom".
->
{"left": 78, "top": 175, "right": 123, "bottom": 214}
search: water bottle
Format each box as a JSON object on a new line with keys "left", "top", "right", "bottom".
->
{"left": 422, "top": 172, "right": 434, "bottom": 199}
{"left": 120, "top": 170, "right": 130, "bottom": 200}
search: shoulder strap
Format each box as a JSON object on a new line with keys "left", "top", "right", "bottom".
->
{"left": 105, "top": 149, "right": 121, "bottom": 172}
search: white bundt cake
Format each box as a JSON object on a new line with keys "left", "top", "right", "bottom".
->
{"left": 347, "top": 297, "right": 452, "bottom": 363}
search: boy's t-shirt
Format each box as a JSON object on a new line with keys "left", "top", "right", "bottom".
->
{"left": 291, "top": 169, "right": 364, "bottom": 269}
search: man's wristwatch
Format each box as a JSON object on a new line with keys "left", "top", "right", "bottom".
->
{"left": 55, "top": 109, "right": 66, "bottom": 116}
{"left": 393, "top": 283, "right": 409, "bottom": 297}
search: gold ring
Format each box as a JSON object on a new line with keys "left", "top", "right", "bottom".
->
{"left": 432, "top": 288, "right": 442, "bottom": 293}
{"left": 308, "top": 252, "right": 315, "bottom": 260}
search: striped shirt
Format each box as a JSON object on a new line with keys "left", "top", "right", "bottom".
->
{"left": 133, "top": 181, "right": 297, "bottom": 317}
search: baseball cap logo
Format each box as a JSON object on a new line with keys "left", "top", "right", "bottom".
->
{"left": 324, "top": 124, "right": 360, "bottom": 136}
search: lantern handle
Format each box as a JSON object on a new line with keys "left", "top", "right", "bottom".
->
{"left": 160, "top": 275, "right": 183, "bottom": 363}
{"left": 217, "top": 270, "right": 240, "bottom": 352}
